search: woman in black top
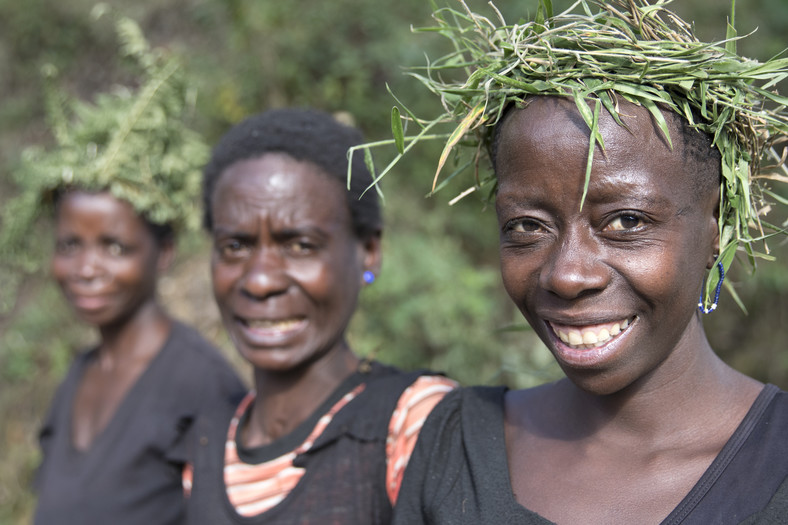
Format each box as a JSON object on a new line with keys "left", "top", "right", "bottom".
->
{"left": 16, "top": 19, "right": 245, "bottom": 525}
{"left": 385, "top": 1, "right": 788, "bottom": 523}
{"left": 185, "top": 108, "right": 455, "bottom": 524}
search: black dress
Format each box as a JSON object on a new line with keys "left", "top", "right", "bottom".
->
{"left": 34, "top": 321, "right": 246, "bottom": 525}
{"left": 393, "top": 384, "right": 788, "bottom": 524}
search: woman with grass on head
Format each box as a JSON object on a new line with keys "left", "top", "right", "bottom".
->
{"left": 1, "top": 18, "right": 245, "bottom": 525}
{"left": 361, "top": 1, "right": 788, "bottom": 523}
{"left": 183, "top": 108, "right": 456, "bottom": 525}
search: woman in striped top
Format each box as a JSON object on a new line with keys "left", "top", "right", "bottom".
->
{"left": 185, "top": 108, "right": 456, "bottom": 524}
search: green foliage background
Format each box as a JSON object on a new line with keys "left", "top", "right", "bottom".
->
{"left": 0, "top": 0, "right": 785, "bottom": 522}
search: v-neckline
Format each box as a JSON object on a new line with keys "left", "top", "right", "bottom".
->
{"left": 65, "top": 323, "right": 176, "bottom": 459}
{"left": 476, "top": 383, "right": 777, "bottom": 524}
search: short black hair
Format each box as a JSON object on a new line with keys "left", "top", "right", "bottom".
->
{"left": 490, "top": 99, "right": 721, "bottom": 198}
{"left": 202, "top": 108, "right": 382, "bottom": 239}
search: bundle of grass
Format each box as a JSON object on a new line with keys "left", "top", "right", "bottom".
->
{"left": 353, "top": 0, "right": 788, "bottom": 311}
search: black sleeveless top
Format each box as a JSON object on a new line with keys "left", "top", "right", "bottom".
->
{"left": 186, "top": 362, "right": 432, "bottom": 525}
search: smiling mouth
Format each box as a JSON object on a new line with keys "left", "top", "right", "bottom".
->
{"left": 71, "top": 294, "right": 110, "bottom": 310}
{"left": 548, "top": 317, "right": 635, "bottom": 350}
{"left": 240, "top": 317, "right": 307, "bottom": 334}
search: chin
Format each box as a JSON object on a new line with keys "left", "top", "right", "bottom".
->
{"left": 558, "top": 366, "right": 639, "bottom": 397}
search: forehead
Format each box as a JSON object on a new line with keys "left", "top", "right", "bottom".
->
{"left": 211, "top": 153, "right": 351, "bottom": 228}
{"left": 56, "top": 191, "right": 148, "bottom": 233}
{"left": 495, "top": 97, "right": 700, "bottom": 202}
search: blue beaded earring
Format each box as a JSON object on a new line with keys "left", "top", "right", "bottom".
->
{"left": 698, "top": 261, "right": 725, "bottom": 314}
{"left": 363, "top": 271, "right": 375, "bottom": 284}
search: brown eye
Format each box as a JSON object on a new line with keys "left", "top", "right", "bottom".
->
{"left": 508, "top": 218, "right": 543, "bottom": 233}
{"left": 55, "top": 239, "right": 79, "bottom": 255}
{"left": 218, "top": 240, "right": 250, "bottom": 261}
{"left": 286, "top": 239, "right": 317, "bottom": 255}
{"left": 605, "top": 214, "right": 644, "bottom": 232}
{"left": 107, "top": 242, "right": 124, "bottom": 257}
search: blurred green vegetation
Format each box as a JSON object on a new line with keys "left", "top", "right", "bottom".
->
{"left": 1, "top": 0, "right": 786, "bottom": 522}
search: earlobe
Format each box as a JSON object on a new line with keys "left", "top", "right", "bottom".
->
{"left": 706, "top": 220, "right": 721, "bottom": 270}
{"left": 157, "top": 241, "right": 176, "bottom": 273}
{"left": 360, "top": 232, "right": 382, "bottom": 283}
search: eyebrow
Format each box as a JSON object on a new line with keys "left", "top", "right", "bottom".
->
{"left": 585, "top": 176, "right": 676, "bottom": 209}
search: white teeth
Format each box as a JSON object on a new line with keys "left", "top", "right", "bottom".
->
{"left": 554, "top": 318, "right": 632, "bottom": 350}
{"left": 246, "top": 318, "right": 303, "bottom": 331}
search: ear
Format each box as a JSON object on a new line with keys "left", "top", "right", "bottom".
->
{"left": 706, "top": 196, "right": 721, "bottom": 270}
{"left": 157, "top": 238, "right": 176, "bottom": 273}
{"left": 359, "top": 231, "right": 382, "bottom": 284}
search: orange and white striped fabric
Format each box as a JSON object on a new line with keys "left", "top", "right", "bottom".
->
{"left": 385, "top": 375, "right": 457, "bottom": 504}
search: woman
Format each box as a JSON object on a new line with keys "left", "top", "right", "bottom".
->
{"left": 184, "top": 108, "right": 456, "bottom": 524}
{"left": 11, "top": 19, "right": 246, "bottom": 525}
{"left": 35, "top": 190, "right": 244, "bottom": 525}
{"left": 382, "top": 1, "right": 788, "bottom": 523}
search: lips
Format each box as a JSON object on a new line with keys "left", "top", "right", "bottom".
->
{"left": 549, "top": 317, "right": 633, "bottom": 350}
{"left": 234, "top": 316, "right": 308, "bottom": 345}
{"left": 70, "top": 293, "right": 111, "bottom": 312}
{"left": 545, "top": 316, "right": 637, "bottom": 368}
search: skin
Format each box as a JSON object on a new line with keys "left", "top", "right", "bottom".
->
{"left": 495, "top": 97, "right": 762, "bottom": 524}
{"left": 51, "top": 191, "right": 174, "bottom": 451}
{"left": 210, "top": 152, "right": 380, "bottom": 447}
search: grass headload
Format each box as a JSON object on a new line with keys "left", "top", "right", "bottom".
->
{"left": 352, "top": 0, "right": 788, "bottom": 311}
{"left": 0, "top": 11, "right": 208, "bottom": 302}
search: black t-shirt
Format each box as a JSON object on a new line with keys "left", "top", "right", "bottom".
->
{"left": 393, "top": 384, "right": 788, "bottom": 524}
{"left": 34, "top": 321, "right": 245, "bottom": 525}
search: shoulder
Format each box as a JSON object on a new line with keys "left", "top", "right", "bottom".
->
{"left": 421, "top": 385, "right": 507, "bottom": 440}
{"left": 392, "top": 386, "right": 509, "bottom": 522}
{"left": 391, "top": 375, "right": 458, "bottom": 424}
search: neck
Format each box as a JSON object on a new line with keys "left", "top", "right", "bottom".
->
{"left": 96, "top": 301, "right": 172, "bottom": 370}
{"left": 557, "top": 326, "right": 761, "bottom": 442}
{"left": 244, "top": 344, "right": 360, "bottom": 446}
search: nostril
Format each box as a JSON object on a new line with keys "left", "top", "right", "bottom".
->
{"left": 541, "top": 253, "right": 609, "bottom": 300}
{"left": 240, "top": 268, "right": 289, "bottom": 299}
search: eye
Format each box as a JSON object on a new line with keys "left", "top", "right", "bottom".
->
{"left": 285, "top": 239, "right": 318, "bottom": 255}
{"left": 604, "top": 213, "right": 646, "bottom": 232}
{"left": 106, "top": 242, "right": 126, "bottom": 257}
{"left": 55, "top": 238, "right": 79, "bottom": 255}
{"left": 217, "top": 239, "right": 251, "bottom": 261}
{"left": 505, "top": 217, "right": 545, "bottom": 234}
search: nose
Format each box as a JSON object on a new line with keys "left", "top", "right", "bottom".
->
{"left": 539, "top": 229, "right": 609, "bottom": 300}
{"left": 240, "top": 247, "right": 289, "bottom": 300}
{"left": 75, "top": 248, "right": 102, "bottom": 280}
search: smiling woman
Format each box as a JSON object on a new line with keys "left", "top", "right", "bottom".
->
{"left": 378, "top": 1, "right": 788, "bottom": 524}
{"left": 184, "top": 108, "right": 456, "bottom": 524}
{"left": 3, "top": 17, "right": 246, "bottom": 525}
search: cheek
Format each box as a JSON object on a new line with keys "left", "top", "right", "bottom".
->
{"left": 294, "top": 261, "right": 347, "bottom": 306}
{"left": 50, "top": 256, "right": 69, "bottom": 282}
{"left": 119, "top": 255, "right": 157, "bottom": 285}
{"left": 499, "top": 254, "right": 536, "bottom": 305}
{"left": 623, "top": 246, "right": 704, "bottom": 309}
